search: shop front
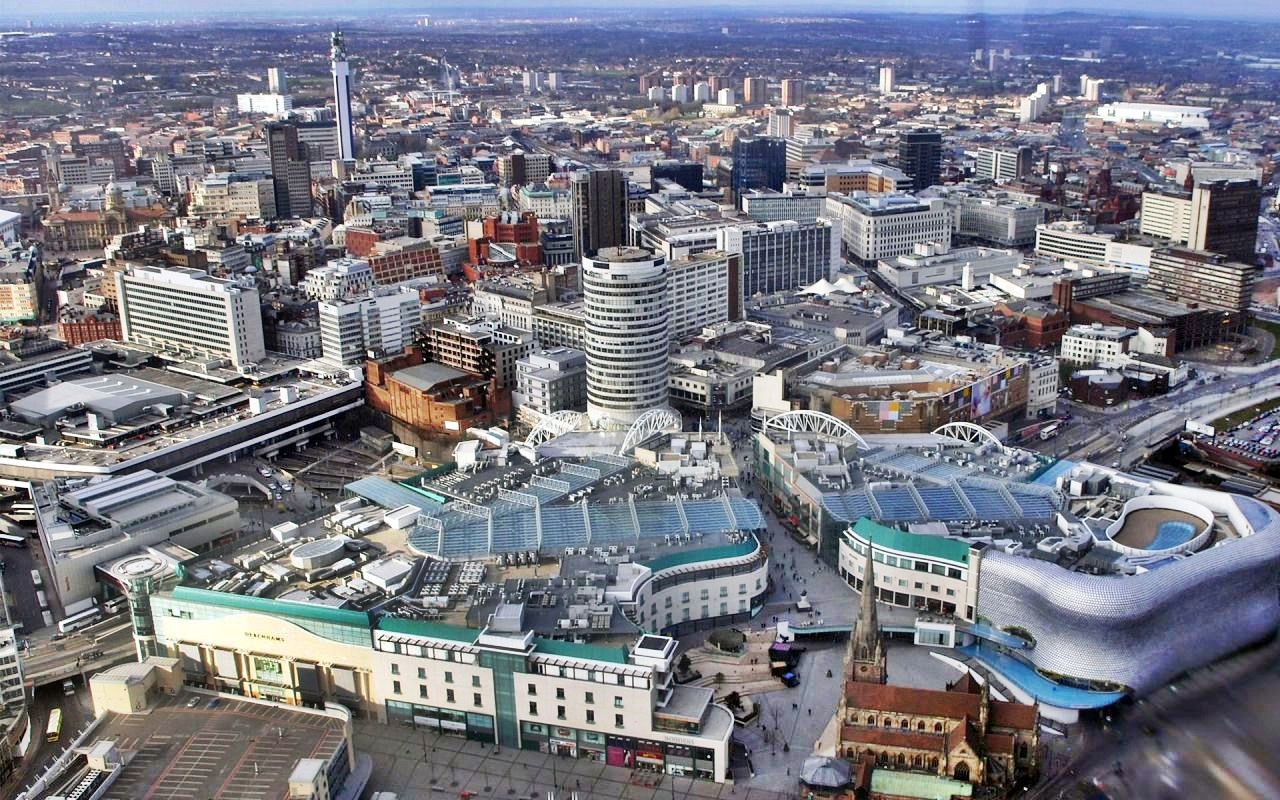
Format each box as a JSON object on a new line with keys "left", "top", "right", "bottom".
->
{"left": 385, "top": 701, "right": 495, "bottom": 743}
{"left": 606, "top": 735, "right": 635, "bottom": 768}
{"left": 665, "top": 744, "right": 694, "bottom": 777}
{"left": 579, "top": 731, "right": 607, "bottom": 762}
{"left": 550, "top": 726, "right": 577, "bottom": 757}
{"left": 521, "top": 722, "right": 548, "bottom": 752}
{"left": 635, "top": 739, "right": 666, "bottom": 772}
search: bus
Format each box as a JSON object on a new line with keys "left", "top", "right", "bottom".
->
{"left": 45, "top": 708, "right": 62, "bottom": 743}
{"left": 0, "top": 533, "right": 25, "bottom": 548}
{"left": 103, "top": 597, "right": 129, "bottom": 615}
{"left": 57, "top": 608, "right": 102, "bottom": 635}
{"left": 1040, "top": 421, "right": 1063, "bottom": 441}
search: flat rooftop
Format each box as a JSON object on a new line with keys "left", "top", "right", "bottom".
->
{"left": 74, "top": 694, "right": 347, "bottom": 800}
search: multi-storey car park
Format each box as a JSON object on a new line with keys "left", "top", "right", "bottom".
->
{"left": 754, "top": 411, "right": 1280, "bottom": 723}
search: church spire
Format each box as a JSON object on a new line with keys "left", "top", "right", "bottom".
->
{"left": 849, "top": 540, "right": 886, "bottom": 683}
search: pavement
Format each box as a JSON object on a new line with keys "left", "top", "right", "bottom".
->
{"left": 356, "top": 722, "right": 794, "bottom": 800}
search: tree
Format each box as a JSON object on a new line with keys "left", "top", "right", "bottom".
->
{"left": 714, "top": 671, "right": 725, "bottom": 686}
{"left": 677, "top": 653, "right": 692, "bottom": 675}
{"left": 724, "top": 690, "right": 743, "bottom": 711}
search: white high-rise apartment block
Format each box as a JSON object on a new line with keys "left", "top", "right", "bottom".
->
{"left": 878, "top": 66, "right": 896, "bottom": 94}
{"left": 236, "top": 93, "right": 293, "bottom": 117}
{"left": 648, "top": 85, "right": 668, "bottom": 103}
{"left": 823, "top": 192, "right": 952, "bottom": 266}
{"left": 330, "top": 29, "right": 356, "bottom": 161}
{"left": 583, "top": 247, "right": 670, "bottom": 426}
{"left": 301, "top": 258, "right": 375, "bottom": 302}
{"left": 267, "top": 67, "right": 288, "bottom": 94}
{"left": 318, "top": 286, "right": 420, "bottom": 365}
{"left": 716, "top": 88, "right": 736, "bottom": 106}
{"left": 693, "top": 82, "right": 712, "bottom": 102}
{"left": 116, "top": 266, "right": 266, "bottom": 371}
{"left": 1080, "top": 75, "right": 1104, "bottom": 102}
{"left": 671, "top": 84, "right": 691, "bottom": 104}
{"left": 1018, "top": 83, "right": 1051, "bottom": 123}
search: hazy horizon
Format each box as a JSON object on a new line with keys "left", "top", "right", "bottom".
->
{"left": 3, "top": 0, "right": 1279, "bottom": 23}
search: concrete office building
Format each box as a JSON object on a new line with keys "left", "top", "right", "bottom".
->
{"left": 515, "top": 347, "right": 588, "bottom": 415}
{"left": 738, "top": 190, "right": 826, "bottom": 223}
{"left": 1146, "top": 247, "right": 1256, "bottom": 327}
{"left": 668, "top": 251, "right": 743, "bottom": 341}
{"left": 570, "top": 170, "right": 629, "bottom": 263}
{"left": 497, "top": 153, "right": 553, "bottom": 188}
{"left": 1034, "top": 222, "right": 1115, "bottom": 266}
{"left": 266, "top": 122, "right": 313, "bottom": 219}
{"left": 330, "top": 29, "right": 356, "bottom": 161}
{"left": 116, "top": 266, "right": 266, "bottom": 371}
{"left": 190, "top": 175, "right": 276, "bottom": 219}
{"left": 766, "top": 109, "right": 795, "bottom": 138}
{"left": 583, "top": 248, "right": 671, "bottom": 426}
{"left": 974, "top": 147, "right": 1033, "bottom": 182}
{"left": 424, "top": 316, "right": 535, "bottom": 391}
{"left": 1059, "top": 323, "right": 1136, "bottom": 365}
{"left": 899, "top": 130, "right": 942, "bottom": 193}
{"left": 532, "top": 301, "right": 587, "bottom": 350}
{"left": 0, "top": 331, "right": 94, "bottom": 398}
{"left": 876, "top": 243, "right": 1022, "bottom": 290}
{"left": 824, "top": 193, "right": 952, "bottom": 267}
{"left": 794, "top": 161, "right": 912, "bottom": 195}
{"left": 236, "top": 93, "right": 293, "bottom": 117}
{"left": 717, "top": 219, "right": 839, "bottom": 297}
{"left": 952, "top": 196, "right": 1043, "bottom": 248}
{"left": 318, "top": 287, "right": 420, "bottom": 365}
{"left": 1140, "top": 180, "right": 1260, "bottom": 264}
{"left": 33, "top": 470, "right": 240, "bottom": 605}
{"left": 301, "top": 258, "right": 375, "bottom": 302}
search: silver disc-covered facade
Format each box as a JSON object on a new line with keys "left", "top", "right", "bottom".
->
{"left": 977, "top": 485, "right": 1280, "bottom": 694}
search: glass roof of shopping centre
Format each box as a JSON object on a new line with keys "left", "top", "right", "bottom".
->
{"left": 823, "top": 478, "right": 1062, "bottom": 526}
{"left": 409, "top": 494, "right": 764, "bottom": 558}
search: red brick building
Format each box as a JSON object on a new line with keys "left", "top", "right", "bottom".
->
{"left": 57, "top": 316, "right": 122, "bottom": 346}
{"left": 364, "top": 350, "right": 505, "bottom": 436}
{"left": 365, "top": 237, "right": 446, "bottom": 284}
{"left": 344, "top": 226, "right": 403, "bottom": 258}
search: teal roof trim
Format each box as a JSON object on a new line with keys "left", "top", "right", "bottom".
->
{"left": 849, "top": 518, "right": 971, "bottom": 565}
{"left": 170, "top": 586, "right": 372, "bottom": 628}
{"left": 643, "top": 538, "right": 759, "bottom": 574}
{"left": 378, "top": 616, "right": 480, "bottom": 644}
{"left": 533, "top": 637, "right": 630, "bottom": 664}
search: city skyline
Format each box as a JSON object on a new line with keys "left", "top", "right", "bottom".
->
{"left": 5, "top": 1, "right": 1280, "bottom": 22}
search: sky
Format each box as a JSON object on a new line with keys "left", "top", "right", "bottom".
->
{"left": 5, "top": 0, "right": 1279, "bottom": 21}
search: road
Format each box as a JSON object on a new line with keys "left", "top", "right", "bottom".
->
{"left": 1039, "top": 362, "right": 1280, "bottom": 468}
{"left": 1, "top": 681, "right": 94, "bottom": 799}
